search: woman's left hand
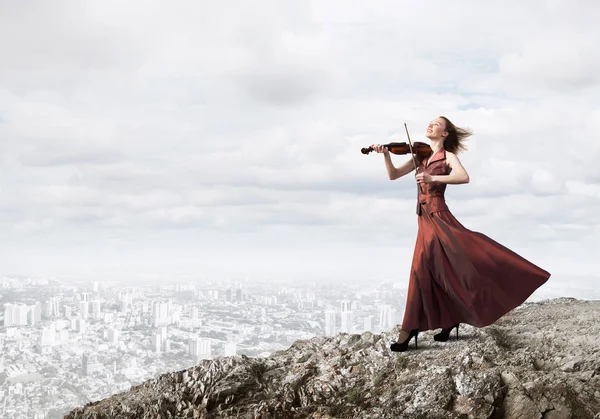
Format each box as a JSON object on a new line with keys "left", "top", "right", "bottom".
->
{"left": 416, "top": 173, "right": 434, "bottom": 184}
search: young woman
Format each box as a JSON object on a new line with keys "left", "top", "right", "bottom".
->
{"left": 371, "top": 116, "right": 550, "bottom": 352}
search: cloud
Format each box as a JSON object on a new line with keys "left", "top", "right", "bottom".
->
{"left": 0, "top": 0, "right": 598, "bottom": 280}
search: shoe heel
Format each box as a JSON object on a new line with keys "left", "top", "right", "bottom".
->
{"left": 434, "top": 323, "right": 460, "bottom": 343}
{"left": 390, "top": 328, "right": 419, "bottom": 353}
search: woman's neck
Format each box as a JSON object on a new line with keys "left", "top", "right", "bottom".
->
{"left": 430, "top": 139, "right": 444, "bottom": 154}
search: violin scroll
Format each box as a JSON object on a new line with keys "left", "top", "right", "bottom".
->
{"left": 361, "top": 146, "right": 375, "bottom": 155}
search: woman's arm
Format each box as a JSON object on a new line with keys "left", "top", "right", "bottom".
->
{"left": 431, "top": 151, "right": 469, "bottom": 184}
{"left": 385, "top": 155, "right": 416, "bottom": 180}
{"left": 372, "top": 144, "right": 416, "bottom": 180}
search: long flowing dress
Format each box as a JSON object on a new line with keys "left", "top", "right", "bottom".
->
{"left": 401, "top": 148, "right": 550, "bottom": 331}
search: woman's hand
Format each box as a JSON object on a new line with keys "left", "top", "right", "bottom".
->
{"left": 371, "top": 144, "right": 389, "bottom": 155}
{"left": 416, "top": 172, "right": 435, "bottom": 184}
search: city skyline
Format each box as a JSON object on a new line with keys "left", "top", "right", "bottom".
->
{"left": 0, "top": 274, "right": 416, "bottom": 417}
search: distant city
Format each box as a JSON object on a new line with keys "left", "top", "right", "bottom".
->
{"left": 0, "top": 274, "right": 409, "bottom": 418}
{"left": 2, "top": 271, "right": 598, "bottom": 418}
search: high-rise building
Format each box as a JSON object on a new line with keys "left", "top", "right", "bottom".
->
{"left": 27, "top": 306, "right": 36, "bottom": 326}
{"left": 379, "top": 304, "right": 396, "bottom": 330}
{"left": 150, "top": 327, "right": 169, "bottom": 352}
{"left": 51, "top": 298, "right": 60, "bottom": 317}
{"left": 171, "top": 310, "right": 180, "bottom": 325}
{"left": 82, "top": 353, "right": 100, "bottom": 376}
{"left": 33, "top": 302, "right": 42, "bottom": 323}
{"left": 3, "top": 303, "right": 30, "bottom": 326}
{"left": 151, "top": 331, "right": 162, "bottom": 353}
{"left": 91, "top": 301, "right": 102, "bottom": 319}
{"left": 79, "top": 301, "right": 89, "bottom": 320}
{"left": 190, "top": 306, "right": 199, "bottom": 321}
{"left": 40, "top": 324, "right": 56, "bottom": 346}
{"left": 189, "top": 338, "right": 212, "bottom": 358}
{"left": 41, "top": 297, "right": 59, "bottom": 318}
{"left": 2, "top": 304, "right": 11, "bottom": 326}
{"left": 120, "top": 294, "right": 133, "bottom": 312}
{"left": 43, "top": 300, "right": 53, "bottom": 319}
{"left": 16, "top": 304, "right": 29, "bottom": 325}
{"left": 340, "top": 311, "right": 354, "bottom": 334}
{"left": 59, "top": 329, "right": 69, "bottom": 345}
{"left": 36, "top": 324, "right": 56, "bottom": 354}
{"left": 152, "top": 301, "right": 170, "bottom": 327}
{"left": 75, "top": 318, "right": 86, "bottom": 334}
{"left": 103, "top": 312, "right": 113, "bottom": 323}
{"left": 324, "top": 311, "right": 337, "bottom": 336}
{"left": 341, "top": 300, "right": 352, "bottom": 312}
{"left": 106, "top": 327, "right": 119, "bottom": 344}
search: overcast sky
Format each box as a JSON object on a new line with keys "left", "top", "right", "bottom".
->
{"left": 0, "top": 1, "right": 599, "bottom": 286}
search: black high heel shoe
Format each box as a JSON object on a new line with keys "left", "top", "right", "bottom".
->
{"left": 390, "top": 329, "right": 419, "bottom": 352}
{"left": 434, "top": 323, "right": 460, "bottom": 342}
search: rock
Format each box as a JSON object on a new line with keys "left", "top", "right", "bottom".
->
{"left": 560, "top": 355, "right": 583, "bottom": 372}
{"left": 64, "top": 298, "right": 600, "bottom": 419}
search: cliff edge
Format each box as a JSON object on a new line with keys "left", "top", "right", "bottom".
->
{"left": 65, "top": 298, "right": 600, "bottom": 418}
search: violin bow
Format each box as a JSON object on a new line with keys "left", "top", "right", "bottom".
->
{"left": 404, "top": 123, "right": 424, "bottom": 193}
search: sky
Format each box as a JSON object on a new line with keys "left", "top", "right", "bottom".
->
{"left": 0, "top": 1, "right": 599, "bottom": 288}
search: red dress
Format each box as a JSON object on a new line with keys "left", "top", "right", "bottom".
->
{"left": 401, "top": 148, "right": 550, "bottom": 331}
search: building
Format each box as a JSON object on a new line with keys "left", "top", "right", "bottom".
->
{"left": 324, "top": 311, "right": 337, "bottom": 336}
{"left": 75, "top": 318, "right": 86, "bottom": 334}
{"left": 3, "top": 303, "right": 29, "bottom": 326}
{"left": 82, "top": 353, "right": 100, "bottom": 376}
{"left": 151, "top": 327, "right": 169, "bottom": 352}
{"left": 79, "top": 301, "right": 89, "bottom": 320}
{"left": 36, "top": 324, "right": 56, "bottom": 354}
{"left": 152, "top": 301, "right": 170, "bottom": 327}
{"left": 340, "top": 311, "right": 354, "bottom": 334}
{"left": 188, "top": 338, "right": 211, "bottom": 358}
{"left": 91, "top": 301, "right": 102, "bottom": 319}
{"left": 340, "top": 300, "right": 352, "bottom": 312}
{"left": 106, "top": 327, "right": 119, "bottom": 344}
{"left": 379, "top": 304, "right": 396, "bottom": 330}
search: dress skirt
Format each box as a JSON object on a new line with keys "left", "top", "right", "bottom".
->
{"left": 401, "top": 208, "right": 551, "bottom": 331}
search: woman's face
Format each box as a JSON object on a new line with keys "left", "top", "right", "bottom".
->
{"left": 426, "top": 118, "right": 447, "bottom": 140}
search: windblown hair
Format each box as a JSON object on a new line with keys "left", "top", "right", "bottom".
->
{"left": 439, "top": 116, "right": 472, "bottom": 154}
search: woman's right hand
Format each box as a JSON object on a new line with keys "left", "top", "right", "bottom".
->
{"left": 371, "top": 144, "right": 389, "bottom": 155}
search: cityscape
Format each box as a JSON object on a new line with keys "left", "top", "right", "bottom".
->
{"left": 0, "top": 274, "right": 408, "bottom": 418}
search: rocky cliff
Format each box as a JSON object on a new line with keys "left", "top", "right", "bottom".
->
{"left": 65, "top": 298, "right": 600, "bottom": 418}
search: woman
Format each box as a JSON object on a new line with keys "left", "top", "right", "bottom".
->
{"left": 371, "top": 116, "right": 550, "bottom": 352}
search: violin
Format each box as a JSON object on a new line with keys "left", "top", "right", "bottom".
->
{"left": 361, "top": 142, "right": 432, "bottom": 158}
